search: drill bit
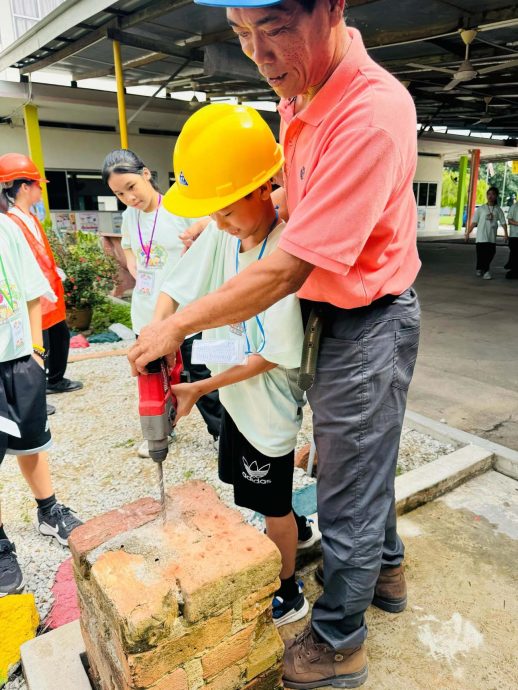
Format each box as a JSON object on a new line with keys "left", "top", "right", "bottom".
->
{"left": 156, "top": 461, "right": 167, "bottom": 524}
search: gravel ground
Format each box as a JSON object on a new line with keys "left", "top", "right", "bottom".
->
{"left": 3, "top": 351, "right": 454, "bottom": 689}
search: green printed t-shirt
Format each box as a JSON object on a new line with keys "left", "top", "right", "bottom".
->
{"left": 0, "top": 214, "right": 51, "bottom": 362}
{"left": 121, "top": 204, "right": 197, "bottom": 334}
{"left": 472, "top": 204, "right": 506, "bottom": 243}
{"left": 161, "top": 220, "right": 305, "bottom": 457}
{"left": 508, "top": 203, "right": 518, "bottom": 238}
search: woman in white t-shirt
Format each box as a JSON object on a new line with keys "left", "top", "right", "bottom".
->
{"left": 466, "top": 186, "right": 508, "bottom": 280}
{"left": 101, "top": 150, "right": 221, "bottom": 455}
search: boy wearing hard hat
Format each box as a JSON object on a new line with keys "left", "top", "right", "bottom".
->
{"left": 153, "top": 103, "right": 317, "bottom": 627}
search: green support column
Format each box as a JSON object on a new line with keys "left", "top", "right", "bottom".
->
{"left": 454, "top": 155, "right": 469, "bottom": 231}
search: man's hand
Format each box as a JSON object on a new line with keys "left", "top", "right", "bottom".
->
{"left": 128, "top": 317, "right": 184, "bottom": 375}
{"left": 171, "top": 382, "right": 204, "bottom": 423}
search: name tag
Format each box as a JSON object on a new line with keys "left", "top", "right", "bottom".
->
{"left": 136, "top": 270, "right": 155, "bottom": 295}
{"left": 192, "top": 339, "right": 247, "bottom": 365}
{"left": 10, "top": 318, "right": 24, "bottom": 352}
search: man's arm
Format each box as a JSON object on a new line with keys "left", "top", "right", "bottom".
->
{"left": 128, "top": 248, "right": 313, "bottom": 374}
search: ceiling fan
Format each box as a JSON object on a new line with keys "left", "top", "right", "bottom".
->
{"left": 461, "top": 96, "right": 513, "bottom": 125}
{"left": 407, "top": 29, "right": 518, "bottom": 91}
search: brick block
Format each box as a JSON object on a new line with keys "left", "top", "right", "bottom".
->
{"left": 242, "top": 665, "right": 284, "bottom": 690}
{"left": 246, "top": 625, "right": 284, "bottom": 681}
{"left": 294, "top": 443, "right": 317, "bottom": 475}
{"left": 90, "top": 550, "right": 178, "bottom": 652}
{"left": 126, "top": 610, "right": 232, "bottom": 687}
{"left": 73, "top": 482, "right": 282, "bottom": 690}
{"left": 69, "top": 497, "right": 160, "bottom": 571}
{"left": 201, "top": 625, "right": 255, "bottom": 679}
{"left": 241, "top": 581, "right": 278, "bottom": 623}
{"left": 149, "top": 668, "right": 189, "bottom": 690}
{"left": 204, "top": 665, "right": 242, "bottom": 690}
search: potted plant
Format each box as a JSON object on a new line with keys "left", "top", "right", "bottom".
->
{"left": 50, "top": 230, "right": 118, "bottom": 330}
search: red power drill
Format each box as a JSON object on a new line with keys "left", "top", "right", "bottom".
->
{"left": 138, "top": 355, "right": 184, "bottom": 522}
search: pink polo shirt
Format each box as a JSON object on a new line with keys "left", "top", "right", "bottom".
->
{"left": 278, "top": 28, "right": 421, "bottom": 309}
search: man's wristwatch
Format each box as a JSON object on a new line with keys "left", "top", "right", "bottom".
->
{"left": 33, "top": 344, "right": 48, "bottom": 362}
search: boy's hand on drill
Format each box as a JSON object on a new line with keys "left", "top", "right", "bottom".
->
{"left": 171, "top": 382, "right": 203, "bottom": 422}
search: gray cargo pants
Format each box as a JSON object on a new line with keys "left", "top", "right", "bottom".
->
{"left": 306, "top": 288, "right": 420, "bottom": 649}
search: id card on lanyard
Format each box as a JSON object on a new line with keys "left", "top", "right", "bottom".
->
{"left": 0, "top": 255, "right": 24, "bottom": 352}
{"left": 137, "top": 195, "right": 162, "bottom": 268}
{"left": 234, "top": 211, "right": 278, "bottom": 355}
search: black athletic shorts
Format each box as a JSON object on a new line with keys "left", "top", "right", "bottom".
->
{"left": 218, "top": 407, "right": 294, "bottom": 517}
{"left": 0, "top": 355, "right": 52, "bottom": 464}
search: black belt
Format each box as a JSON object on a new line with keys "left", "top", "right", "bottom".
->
{"left": 301, "top": 294, "right": 399, "bottom": 329}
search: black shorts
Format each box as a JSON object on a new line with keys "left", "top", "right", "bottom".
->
{"left": 0, "top": 355, "right": 52, "bottom": 464}
{"left": 218, "top": 408, "right": 294, "bottom": 517}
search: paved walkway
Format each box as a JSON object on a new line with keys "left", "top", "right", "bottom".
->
{"left": 281, "top": 471, "right": 518, "bottom": 690}
{"left": 409, "top": 240, "right": 518, "bottom": 451}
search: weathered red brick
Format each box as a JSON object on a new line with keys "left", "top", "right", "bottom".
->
{"left": 75, "top": 482, "right": 283, "bottom": 690}
{"left": 242, "top": 665, "right": 284, "bottom": 690}
{"left": 125, "top": 610, "right": 232, "bottom": 687}
{"left": 246, "top": 625, "right": 284, "bottom": 680}
{"left": 294, "top": 443, "right": 317, "bottom": 474}
{"left": 201, "top": 625, "right": 255, "bottom": 679}
{"left": 149, "top": 667, "right": 189, "bottom": 690}
{"left": 204, "top": 665, "right": 242, "bottom": 690}
{"left": 70, "top": 497, "right": 160, "bottom": 570}
{"left": 90, "top": 550, "right": 178, "bottom": 652}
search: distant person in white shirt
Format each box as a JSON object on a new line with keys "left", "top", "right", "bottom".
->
{"left": 466, "top": 186, "right": 508, "bottom": 280}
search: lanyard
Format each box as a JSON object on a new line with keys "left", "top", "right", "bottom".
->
{"left": 0, "top": 255, "right": 15, "bottom": 311}
{"left": 137, "top": 194, "right": 162, "bottom": 267}
{"left": 234, "top": 211, "right": 278, "bottom": 355}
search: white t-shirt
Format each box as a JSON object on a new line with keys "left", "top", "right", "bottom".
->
{"left": 121, "top": 203, "right": 197, "bottom": 334}
{"left": 472, "top": 204, "right": 506, "bottom": 243}
{"left": 8, "top": 206, "right": 44, "bottom": 244}
{"left": 0, "top": 214, "right": 51, "bottom": 362}
{"left": 161, "top": 220, "right": 305, "bottom": 457}
{"left": 507, "top": 203, "right": 518, "bottom": 238}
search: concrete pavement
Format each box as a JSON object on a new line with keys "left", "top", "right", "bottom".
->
{"left": 281, "top": 470, "right": 518, "bottom": 690}
{"left": 409, "top": 240, "right": 518, "bottom": 451}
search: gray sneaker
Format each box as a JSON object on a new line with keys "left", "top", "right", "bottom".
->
{"left": 0, "top": 539, "right": 25, "bottom": 596}
{"left": 38, "top": 503, "right": 83, "bottom": 546}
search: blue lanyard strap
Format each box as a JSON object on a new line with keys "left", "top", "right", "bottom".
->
{"left": 234, "top": 211, "right": 278, "bottom": 355}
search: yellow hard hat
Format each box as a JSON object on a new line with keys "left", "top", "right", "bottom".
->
{"left": 163, "top": 103, "right": 284, "bottom": 217}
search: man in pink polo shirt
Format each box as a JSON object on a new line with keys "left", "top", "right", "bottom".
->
{"left": 129, "top": 1, "right": 420, "bottom": 686}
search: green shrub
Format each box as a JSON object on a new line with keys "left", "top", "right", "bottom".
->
{"left": 90, "top": 300, "right": 132, "bottom": 333}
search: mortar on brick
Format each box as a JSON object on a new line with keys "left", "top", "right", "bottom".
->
{"left": 70, "top": 481, "right": 284, "bottom": 690}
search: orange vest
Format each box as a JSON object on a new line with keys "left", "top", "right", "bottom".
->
{"left": 8, "top": 211, "right": 66, "bottom": 330}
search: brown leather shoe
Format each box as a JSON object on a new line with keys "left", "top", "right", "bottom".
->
{"left": 283, "top": 624, "right": 368, "bottom": 688}
{"left": 371, "top": 565, "right": 407, "bottom": 613}
{"left": 315, "top": 563, "right": 407, "bottom": 613}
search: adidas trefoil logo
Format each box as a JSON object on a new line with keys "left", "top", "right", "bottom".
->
{"left": 242, "top": 457, "right": 272, "bottom": 484}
